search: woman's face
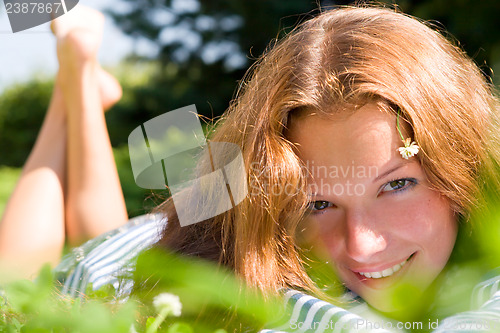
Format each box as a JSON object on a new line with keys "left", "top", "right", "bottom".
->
{"left": 288, "top": 103, "right": 458, "bottom": 313}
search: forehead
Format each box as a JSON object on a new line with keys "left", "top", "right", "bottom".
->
{"left": 287, "top": 104, "right": 402, "bottom": 171}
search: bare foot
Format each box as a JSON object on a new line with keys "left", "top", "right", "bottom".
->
{"left": 52, "top": 6, "right": 121, "bottom": 110}
{"left": 51, "top": 6, "right": 104, "bottom": 60}
{"left": 50, "top": 6, "right": 104, "bottom": 38}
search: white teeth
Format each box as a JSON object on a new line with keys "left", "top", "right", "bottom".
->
{"left": 358, "top": 258, "right": 409, "bottom": 279}
{"left": 381, "top": 267, "right": 393, "bottom": 277}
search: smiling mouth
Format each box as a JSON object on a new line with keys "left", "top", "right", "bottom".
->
{"left": 357, "top": 254, "right": 414, "bottom": 279}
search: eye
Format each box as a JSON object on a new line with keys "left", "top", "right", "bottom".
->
{"left": 380, "top": 178, "right": 416, "bottom": 194}
{"left": 308, "top": 200, "right": 334, "bottom": 212}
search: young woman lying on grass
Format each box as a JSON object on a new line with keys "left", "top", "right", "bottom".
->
{"left": 2, "top": 4, "right": 500, "bottom": 332}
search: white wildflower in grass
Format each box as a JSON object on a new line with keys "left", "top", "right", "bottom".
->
{"left": 153, "top": 293, "right": 182, "bottom": 317}
{"left": 398, "top": 138, "right": 420, "bottom": 159}
{"left": 146, "top": 293, "right": 183, "bottom": 333}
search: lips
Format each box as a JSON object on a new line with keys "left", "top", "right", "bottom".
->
{"left": 354, "top": 254, "right": 413, "bottom": 279}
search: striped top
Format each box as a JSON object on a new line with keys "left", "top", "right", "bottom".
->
{"left": 54, "top": 215, "right": 500, "bottom": 332}
{"left": 54, "top": 213, "right": 165, "bottom": 298}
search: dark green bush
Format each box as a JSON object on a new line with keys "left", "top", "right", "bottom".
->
{"left": 0, "top": 79, "right": 53, "bottom": 167}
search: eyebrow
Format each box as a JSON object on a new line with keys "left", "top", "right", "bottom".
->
{"left": 372, "top": 162, "right": 409, "bottom": 183}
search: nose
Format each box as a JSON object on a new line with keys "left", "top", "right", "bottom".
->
{"left": 344, "top": 210, "right": 387, "bottom": 263}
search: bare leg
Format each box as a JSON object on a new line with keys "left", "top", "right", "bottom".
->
{"left": 56, "top": 8, "right": 128, "bottom": 246}
{"left": 0, "top": 7, "right": 127, "bottom": 278}
{"left": 0, "top": 81, "right": 67, "bottom": 280}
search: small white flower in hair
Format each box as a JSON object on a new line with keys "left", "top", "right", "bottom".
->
{"left": 153, "top": 293, "right": 182, "bottom": 317}
{"left": 398, "top": 138, "right": 419, "bottom": 159}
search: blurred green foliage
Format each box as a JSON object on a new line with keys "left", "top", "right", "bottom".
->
{"left": 0, "top": 250, "right": 284, "bottom": 333}
{"left": 132, "top": 249, "right": 284, "bottom": 332}
{"left": 0, "top": 265, "right": 137, "bottom": 332}
{"left": 0, "top": 80, "right": 52, "bottom": 166}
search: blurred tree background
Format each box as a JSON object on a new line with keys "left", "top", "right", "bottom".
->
{"left": 1, "top": 0, "right": 500, "bottom": 218}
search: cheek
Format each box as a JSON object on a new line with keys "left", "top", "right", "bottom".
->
{"left": 397, "top": 192, "right": 456, "bottom": 238}
{"left": 306, "top": 214, "right": 357, "bottom": 268}
{"left": 299, "top": 214, "right": 344, "bottom": 261}
{"left": 391, "top": 191, "right": 458, "bottom": 268}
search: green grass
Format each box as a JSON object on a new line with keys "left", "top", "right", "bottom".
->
{"left": 0, "top": 166, "right": 21, "bottom": 217}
